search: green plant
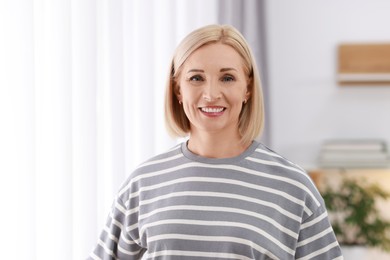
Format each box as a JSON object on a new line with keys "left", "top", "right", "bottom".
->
{"left": 322, "top": 178, "right": 390, "bottom": 251}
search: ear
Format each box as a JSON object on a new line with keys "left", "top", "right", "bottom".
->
{"left": 244, "top": 88, "right": 251, "bottom": 101}
{"left": 174, "top": 84, "right": 182, "bottom": 102}
{"left": 244, "top": 77, "right": 252, "bottom": 101}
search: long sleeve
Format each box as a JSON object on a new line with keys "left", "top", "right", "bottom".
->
{"left": 88, "top": 196, "right": 145, "bottom": 260}
{"left": 295, "top": 205, "right": 343, "bottom": 260}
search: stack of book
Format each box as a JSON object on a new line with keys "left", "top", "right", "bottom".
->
{"left": 318, "top": 139, "right": 390, "bottom": 168}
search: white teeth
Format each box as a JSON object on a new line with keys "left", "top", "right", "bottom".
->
{"left": 201, "top": 107, "right": 224, "bottom": 113}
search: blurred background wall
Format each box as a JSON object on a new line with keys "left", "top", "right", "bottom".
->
{"left": 265, "top": 0, "right": 390, "bottom": 167}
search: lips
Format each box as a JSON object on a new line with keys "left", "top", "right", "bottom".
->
{"left": 200, "top": 107, "right": 224, "bottom": 113}
{"left": 199, "top": 106, "right": 226, "bottom": 117}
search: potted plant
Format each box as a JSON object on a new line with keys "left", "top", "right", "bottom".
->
{"left": 321, "top": 178, "right": 390, "bottom": 256}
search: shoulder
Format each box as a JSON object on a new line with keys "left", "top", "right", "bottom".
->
{"left": 116, "top": 143, "right": 186, "bottom": 198}
{"left": 245, "top": 142, "right": 325, "bottom": 216}
{"left": 248, "top": 142, "right": 307, "bottom": 173}
{"left": 247, "top": 142, "right": 311, "bottom": 184}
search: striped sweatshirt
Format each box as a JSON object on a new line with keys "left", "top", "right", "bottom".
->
{"left": 89, "top": 141, "right": 343, "bottom": 260}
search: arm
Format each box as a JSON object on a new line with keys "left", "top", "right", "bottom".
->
{"left": 295, "top": 206, "right": 343, "bottom": 260}
{"left": 88, "top": 196, "right": 144, "bottom": 260}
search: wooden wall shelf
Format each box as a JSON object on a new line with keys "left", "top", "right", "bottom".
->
{"left": 338, "top": 43, "right": 390, "bottom": 85}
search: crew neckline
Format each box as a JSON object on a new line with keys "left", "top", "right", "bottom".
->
{"left": 181, "top": 140, "right": 259, "bottom": 164}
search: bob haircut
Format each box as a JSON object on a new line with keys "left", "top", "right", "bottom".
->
{"left": 164, "top": 24, "right": 264, "bottom": 145}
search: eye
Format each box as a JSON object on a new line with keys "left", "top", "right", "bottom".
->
{"left": 221, "top": 74, "right": 235, "bottom": 82}
{"left": 188, "top": 75, "right": 204, "bottom": 82}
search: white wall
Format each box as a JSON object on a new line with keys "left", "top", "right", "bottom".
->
{"left": 265, "top": 0, "right": 390, "bottom": 168}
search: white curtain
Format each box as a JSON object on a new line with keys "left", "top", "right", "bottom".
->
{"left": 0, "top": 0, "right": 265, "bottom": 259}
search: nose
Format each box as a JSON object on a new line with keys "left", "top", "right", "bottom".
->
{"left": 203, "top": 81, "right": 222, "bottom": 102}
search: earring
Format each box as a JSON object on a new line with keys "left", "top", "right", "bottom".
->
{"left": 179, "top": 100, "right": 182, "bottom": 105}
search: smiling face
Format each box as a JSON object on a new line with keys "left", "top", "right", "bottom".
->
{"left": 175, "top": 43, "right": 250, "bottom": 137}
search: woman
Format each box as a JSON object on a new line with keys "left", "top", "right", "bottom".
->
{"left": 89, "top": 24, "right": 343, "bottom": 260}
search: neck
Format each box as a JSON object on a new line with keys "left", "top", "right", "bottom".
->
{"left": 187, "top": 130, "right": 250, "bottom": 159}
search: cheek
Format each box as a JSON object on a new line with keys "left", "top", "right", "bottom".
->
{"left": 230, "top": 89, "right": 247, "bottom": 104}
{"left": 180, "top": 85, "right": 201, "bottom": 102}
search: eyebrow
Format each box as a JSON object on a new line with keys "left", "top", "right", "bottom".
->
{"left": 186, "top": 68, "right": 237, "bottom": 73}
{"left": 220, "top": 68, "right": 237, "bottom": 72}
{"left": 187, "top": 69, "right": 204, "bottom": 73}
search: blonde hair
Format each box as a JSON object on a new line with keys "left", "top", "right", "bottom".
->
{"left": 164, "top": 24, "right": 264, "bottom": 145}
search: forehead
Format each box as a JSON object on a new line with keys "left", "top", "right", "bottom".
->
{"left": 183, "top": 43, "right": 245, "bottom": 71}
